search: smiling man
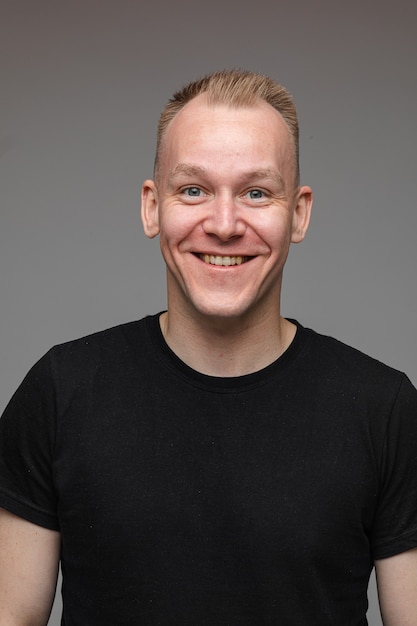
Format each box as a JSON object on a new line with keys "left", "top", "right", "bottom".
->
{"left": 141, "top": 90, "right": 311, "bottom": 376}
{"left": 1, "top": 70, "right": 417, "bottom": 625}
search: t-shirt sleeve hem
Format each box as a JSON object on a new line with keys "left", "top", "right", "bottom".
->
{"left": 0, "top": 491, "right": 59, "bottom": 531}
{"left": 372, "top": 528, "right": 417, "bottom": 560}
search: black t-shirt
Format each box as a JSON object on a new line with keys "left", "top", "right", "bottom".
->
{"left": 1, "top": 315, "right": 417, "bottom": 625}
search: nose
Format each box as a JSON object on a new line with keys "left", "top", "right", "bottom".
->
{"left": 202, "top": 194, "right": 246, "bottom": 241}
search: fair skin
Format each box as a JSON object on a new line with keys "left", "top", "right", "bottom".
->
{"left": 375, "top": 550, "right": 417, "bottom": 625}
{"left": 142, "top": 95, "right": 312, "bottom": 376}
{"left": 0, "top": 508, "right": 60, "bottom": 625}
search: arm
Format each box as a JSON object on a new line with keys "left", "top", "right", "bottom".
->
{"left": 0, "top": 508, "right": 60, "bottom": 626}
{"left": 375, "top": 547, "right": 417, "bottom": 626}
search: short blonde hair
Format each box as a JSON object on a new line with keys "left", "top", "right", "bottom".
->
{"left": 154, "top": 69, "right": 300, "bottom": 185}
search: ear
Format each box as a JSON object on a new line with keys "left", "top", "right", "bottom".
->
{"left": 141, "top": 179, "right": 160, "bottom": 239}
{"left": 291, "top": 185, "right": 313, "bottom": 244}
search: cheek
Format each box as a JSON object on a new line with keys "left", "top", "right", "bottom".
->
{"left": 256, "top": 217, "right": 293, "bottom": 250}
{"left": 158, "top": 218, "right": 190, "bottom": 261}
{"left": 160, "top": 210, "right": 201, "bottom": 249}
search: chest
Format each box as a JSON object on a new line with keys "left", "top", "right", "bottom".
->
{"left": 53, "top": 378, "right": 380, "bottom": 558}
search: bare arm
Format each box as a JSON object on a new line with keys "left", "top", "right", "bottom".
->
{"left": 375, "top": 547, "right": 417, "bottom": 626}
{"left": 0, "top": 508, "right": 60, "bottom": 626}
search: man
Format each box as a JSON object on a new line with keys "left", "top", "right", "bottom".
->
{"left": 0, "top": 69, "right": 416, "bottom": 625}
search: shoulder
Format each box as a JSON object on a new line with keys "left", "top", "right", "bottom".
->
{"left": 49, "top": 314, "right": 159, "bottom": 361}
{"left": 52, "top": 316, "right": 149, "bottom": 352}
{"left": 301, "top": 322, "right": 403, "bottom": 375}
{"left": 28, "top": 314, "right": 162, "bottom": 389}
{"left": 295, "top": 321, "right": 414, "bottom": 401}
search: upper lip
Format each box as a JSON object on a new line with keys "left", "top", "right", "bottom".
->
{"left": 193, "top": 251, "right": 255, "bottom": 257}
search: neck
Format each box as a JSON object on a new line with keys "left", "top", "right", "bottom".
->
{"left": 159, "top": 308, "right": 296, "bottom": 377}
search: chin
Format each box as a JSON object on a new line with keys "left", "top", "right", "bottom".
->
{"left": 190, "top": 297, "right": 258, "bottom": 322}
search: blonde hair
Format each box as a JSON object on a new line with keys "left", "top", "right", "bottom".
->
{"left": 154, "top": 69, "right": 300, "bottom": 184}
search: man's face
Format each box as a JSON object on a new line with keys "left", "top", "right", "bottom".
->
{"left": 142, "top": 95, "right": 312, "bottom": 323}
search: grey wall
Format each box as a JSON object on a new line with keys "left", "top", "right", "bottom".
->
{"left": 1, "top": 1, "right": 416, "bottom": 624}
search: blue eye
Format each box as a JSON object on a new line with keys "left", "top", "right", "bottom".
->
{"left": 247, "top": 189, "right": 264, "bottom": 199}
{"left": 183, "top": 187, "right": 203, "bottom": 197}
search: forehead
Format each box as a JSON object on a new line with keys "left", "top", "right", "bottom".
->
{"left": 159, "top": 95, "right": 294, "bottom": 174}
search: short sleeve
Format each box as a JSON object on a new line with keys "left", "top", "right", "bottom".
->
{"left": 0, "top": 352, "right": 59, "bottom": 530}
{"left": 371, "top": 374, "right": 417, "bottom": 559}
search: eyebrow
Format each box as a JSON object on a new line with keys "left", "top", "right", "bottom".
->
{"left": 242, "top": 168, "right": 286, "bottom": 189}
{"left": 168, "top": 163, "right": 286, "bottom": 190}
{"left": 168, "top": 164, "right": 208, "bottom": 184}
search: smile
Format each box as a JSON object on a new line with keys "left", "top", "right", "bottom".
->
{"left": 198, "top": 254, "right": 250, "bottom": 266}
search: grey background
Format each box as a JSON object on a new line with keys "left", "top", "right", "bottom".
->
{"left": 1, "top": 1, "right": 416, "bottom": 624}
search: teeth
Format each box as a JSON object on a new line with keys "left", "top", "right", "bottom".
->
{"left": 200, "top": 254, "right": 247, "bottom": 266}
